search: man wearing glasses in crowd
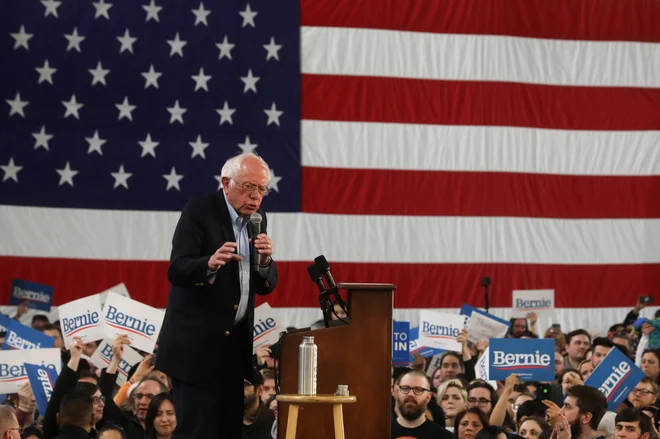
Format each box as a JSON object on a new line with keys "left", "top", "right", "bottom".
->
{"left": 0, "top": 406, "right": 22, "bottom": 439}
{"left": 392, "top": 370, "right": 454, "bottom": 439}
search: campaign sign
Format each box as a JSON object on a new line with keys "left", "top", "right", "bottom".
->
{"left": 419, "top": 310, "right": 465, "bottom": 352}
{"left": 0, "top": 314, "right": 13, "bottom": 332}
{"left": 0, "top": 348, "right": 61, "bottom": 394}
{"left": 59, "top": 294, "right": 105, "bottom": 349}
{"left": 97, "top": 283, "right": 131, "bottom": 306}
{"left": 461, "top": 304, "right": 510, "bottom": 345}
{"left": 489, "top": 338, "right": 555, "bottom": 381}
{"left": 2, "top": 321, "right": 55, "bottom": 351}
{"left": 24, "top": 363, "right": 58, "bottom": 416}
{"left": 393, "top": 321, "right": 410, "bottom": 365}
{"left": 408, "top": 327, "right": 444, "bottom": 361}
{"left": 102, "top": 293, "right": 164, "bottom": 353}
{"left": 475, "top": 347, "right": 499, "bottom": 390}
{"left": 90, "top": 339, "right": 144, "bottom": 385}
{"left": 585, "top": 347, "right": 645, "bottom": 411}
{"left": 253, "top": 303, "right": 283, "bottom": 354}
{"left": 512, "top": 290, "right": 555, "bottom": 318}
{"left": 9, "top": 279, "right": 53, "bottom": 311}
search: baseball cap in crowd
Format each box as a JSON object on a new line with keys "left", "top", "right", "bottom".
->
{"left": 245, "top": 368, "right": 264, "bottom": 387}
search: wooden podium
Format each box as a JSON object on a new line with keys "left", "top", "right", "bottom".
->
{"left": 277, "top": 283, "right": 395, "bottom": 439}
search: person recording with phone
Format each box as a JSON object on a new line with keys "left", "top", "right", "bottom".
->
{"left": 156, "top": 152, "right": 278, "bottom": 439}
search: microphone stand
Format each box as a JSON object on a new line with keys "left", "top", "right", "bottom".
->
{"left": 481, "top": 277, "right": 491, "bottom": 314}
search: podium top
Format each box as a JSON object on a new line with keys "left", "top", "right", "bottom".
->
{"left": 276, "top": 394, "right": 358, "bottom": 404}
{"left": 336, "top": 283, "right": 396, "bottom": 290}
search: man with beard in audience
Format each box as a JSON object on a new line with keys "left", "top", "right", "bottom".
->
{"left": 243, "top": 369, "right": 275, "bottom": 439}
{"left": 391, "top": 370, "right": 453, "bottom": 439}
{"left": 564, "top": 330, "right": 592, "bottom": 370}
{"left": 559, "top": 385, "right": 608, "bottom": 439}
{"left": 614, "top": 408, "right": 652, "bottom": 439}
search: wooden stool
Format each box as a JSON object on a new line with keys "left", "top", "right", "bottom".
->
{"left": 276, "top": 394, "right": 357, "bottom": 439}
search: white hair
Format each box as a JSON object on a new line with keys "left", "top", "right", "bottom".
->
{"left": 220, "top": 152, "right": 270, "bottom": 181}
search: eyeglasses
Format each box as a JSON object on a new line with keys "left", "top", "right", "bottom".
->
{"left": 5, "top": 427, "right": 23, "bottom": 435}
{"left": 93, "top": 395, "right": 106, "bottom": 404}
{"left": 631, "top": 388, "right": 654, "bottom": 396}
{"left": 232, "top": 179, "right": 270, "bottom": 197}
{"left": 398, "top": 385, "right": 430, "bottom": 396}
{"left": 468, "top": 397, "right": 492, "bottom": 407}
{"left": 134, "top": 393, "right": 156, "bottom": 401}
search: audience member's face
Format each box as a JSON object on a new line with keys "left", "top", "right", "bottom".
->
{"left": 261, "top": 378, "right": 275, "bottom": 403}
{"left": 506, "top": 390, "right": 522, "bottom": 418}
{"left": 615, "top": 421, "right": 647, "bottom": 439}
{"left": 439, "top": 356, "right": 461, "bottom": 383}
{"left": 519, "top": 419, "right": 545, "bottom": 439}
{"left": 83, "top": 342, "right": 98, "bottom": 357}
{"left": 395, "top": 374, "right": 431, "bottom": 422}
{"left": 154, "top": 399, "right": 176, "bottom": 436}
{"left": 555, "top": 352, "right": 565, "bottom": 378}
{"left": 32, "top": 320, "right": 48, "bottom": 330}
{"left": 3, "top": 413, "right": 20, "bottom": 439}
{"left": 457, "top": 412, "right": 484, "bottom": 439}
{"left": 514, "top": 395, "right": 534, "bottom": 423}
{"left": 134, "top": 381, "right": 161, "bottom": 422}
{"left": 591, "top": 345, "right": 612, "bottom": 368}
{"left": 92, "top": 389, "right": 105, "bottom": 422}
{"left": 567, "top": 335, "right": 590, "bottom": 360}
{"left": 43, "top": 329, "right": 64, "bottom": 348}
{"left": 330, "top": 303, "right": 347, "bottom": 320}
{"left": 468, "top": 388, "right": 493, "bottom": 416}
{"left": 612, "top": 336, "right": 629, "bottom": 352}
{"left": 244, "top": 381, "right": 261, "bottom": 417}
{"left": 513, "top": 319, "right": 527, "bottom": 336}
{"left": 642, "top": 353, "right": 660, "bottom": 380}
{"left": 628, "top": 382, "right": 656, "bottom": 409}
{"left": 98, "top": 431, "right": 124, "bottom": 439}
{"left": 562, "top": 372, "right": 581, "bottom": 396}
{"left": 579, "top": 362, "right": 594, "bottom": 381}
{"left": 560, "top": 395, "right": 585, "bottom": 436}
{"left": 440, "top": 386, "right": 466, "bottom": 418}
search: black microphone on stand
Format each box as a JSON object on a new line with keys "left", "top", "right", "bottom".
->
{"left": 313, "top": 255, "right": 336, "bottom": 288}
{"left": 249, "top": 213, "right": 262, "bottom": 272}
{"left": 306, "top": 264, "right": 326, "bottom": 293}
{"left": 481, "top": 277, "right": 491, "bottom": 313}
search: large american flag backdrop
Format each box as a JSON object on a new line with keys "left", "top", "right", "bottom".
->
{"left": 1, "top": 0, "right": 659, "bottom": 328}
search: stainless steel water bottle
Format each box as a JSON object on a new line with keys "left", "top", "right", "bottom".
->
{"left": 298, "top": 336, "right": 318, "bottom": 395}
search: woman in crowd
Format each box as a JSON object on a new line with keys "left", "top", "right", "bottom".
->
{"left": 559, "top": 370, "right": 583, "bottom": 397}
{"left": 511, "top": 393, "right": 535, "bottom": 425}
{"left": 437, "top": 379, "right": 468, "bottom": 432}
{"left": 145, "top": 393, "right": 176, "bottom": 439}
{"left": 640, "top": 350, "right": 660, "bottom": 384}
{"left": 578, "top": 360, "right": 594, "bottom": 381}
{"left": 455, "top": 408, "right": 489, "bottom": 439}
{"left": 517, "top": 417, "right": 550, "bottom": 439}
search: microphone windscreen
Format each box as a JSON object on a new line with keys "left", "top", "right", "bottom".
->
{"left": 250, "top": 212, "right": 262, "bottom": 225}
{"left": 314, "top": 255, "right": 330, "bottom": 271}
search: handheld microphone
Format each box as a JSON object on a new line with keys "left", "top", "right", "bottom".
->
{"left": 250, "top": 213, "right": 262, "bottom": 272}
{"left": 306, "top": 264, "right": 326, "bottom": 292}
{"left": 314, "top": 255, "right": 336, "bottom": 288}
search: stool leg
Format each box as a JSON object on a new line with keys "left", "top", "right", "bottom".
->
{"left": 332, "top": 404, "right": 345, "bottom": 439}
{"left": 285, "top": 403, "right": 299, "bottom": 439}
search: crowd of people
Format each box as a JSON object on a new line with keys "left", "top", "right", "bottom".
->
{"left": 391, "top": 299, "right": 658, "bottom": 439}
{"left": 0, "top": 299, "right": 656, "bottom": 439}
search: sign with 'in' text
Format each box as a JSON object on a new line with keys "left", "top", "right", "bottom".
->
{"left": 392, "top": 321, "right": 410, "bottom": 365}
{"left": 24, "top": 363, "right": 59, "bottom": 416}
{"left": 253, "top": 303, "right": 283, "bottom": 354}
{"left": 0, "top": 348, "right": 61, "bottom": 394}
{"left": 102, "top": 293, "right": 164, "bottom": 353}
{"left": 585, "top": 347, "right": 645, "bottom": 411}
{"left": 512, "top": 290, "right": 555, "bottom": 318}
{"left": 419, "top": 310, "right": 465, "bottom": 352}
{"left": 2, "top": 321, "right": 55, "bottom": 351}
{"left": 90, "top": 339, "right": 144, "bottom": 385}
{"left": 58, "top": 294, "right": 105, "bottom": 349}
{"left": 489, "top": 338, "right": 555, "bottom": 381}
{"left": 10, "top": 279, "right": 53, "bottom": 311}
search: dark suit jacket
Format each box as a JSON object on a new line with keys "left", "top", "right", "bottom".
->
{"left": 155, "top": 191, "right": 278, "bottom": 386}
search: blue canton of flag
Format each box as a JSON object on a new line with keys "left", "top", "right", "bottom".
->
{"left": 0, "top": 0, "right": 301, "bottom": 212}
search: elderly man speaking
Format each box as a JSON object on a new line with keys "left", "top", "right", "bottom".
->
{"left": 157, "top": 152, "right": 278, "bottom": 439}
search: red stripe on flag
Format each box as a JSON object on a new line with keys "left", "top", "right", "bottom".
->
{"left": 301, "top": 0, "right": 660, "bottom": 43}
{"left": 302, "top": 74, "right": 660, "bottom": 131}
{"left": 302, "top": 167, "right": 660, "bottom": 218}
{"left": 0, "top": 257, "right": 657, "bottom": 309}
